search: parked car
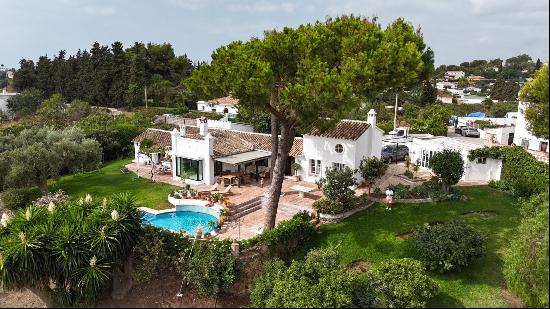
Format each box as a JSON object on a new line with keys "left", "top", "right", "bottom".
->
{"left": 455, "top": 126, "right": 468, "bottom": 134}
{"left": 381, "top": 144, "right": 409, "bottom": 163}
{"left": 462, "top": 127, "right": 480, "bottom": 138}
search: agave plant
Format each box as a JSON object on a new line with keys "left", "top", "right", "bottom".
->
{"left": 0, "top": 193, "right": 143, "bottom": 307}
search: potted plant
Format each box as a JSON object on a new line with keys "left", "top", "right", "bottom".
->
{"left": 211, "top": 193, "right": 223, "bottom": 203}
{"left": 291, "top": 162, "right": 302, "bottom": 181}
{"left": 208, "top": 221, "right": 217, "bottom": 233}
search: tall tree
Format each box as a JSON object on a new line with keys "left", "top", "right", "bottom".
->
{"left": 12, "top": 59, "right": 37, "bottom": 91}
{"left": 490, "top": 78, "right": 520, "bottom": 101}
{"left": 186, "top": 16, "right": 432, "bottom": 229}
{"left": 519, "top": 64, "right": 549, "bottom": 139}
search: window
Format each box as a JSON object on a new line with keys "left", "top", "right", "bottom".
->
{"left": 333, "top": 162, "right": 346, "bottom": 170}
{"left": 201, "top": 106, "right": 205, "bottom": 111}
{"left": 420, "top": 149, "right": 435, "bottom": 168}
{"left": 476, "top": 157, "right": 487, "bottom": 164}
{"left": 257, "top": 158, "right": 269, "bottom": 167}
{"left": 310, "top": 159, "right": 321, "bottom": 175}
{"left": 335, "top": 144, "right": 344, "bottom": 153}
{"left": 214, "top": 161, "right": 223, "bottom": 176}
{"left": 175, "top": 157, "right": 203, "bottom": 181}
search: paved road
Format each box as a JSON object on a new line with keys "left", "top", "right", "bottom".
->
{"left": 447, "top": 126, "right": 485, "bottom": 145}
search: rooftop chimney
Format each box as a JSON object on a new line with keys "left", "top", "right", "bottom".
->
{"left": 367, "top": 109, "right": 377, "bottom": 126}
{"left": 199, "top": 117, "right": 208, "bottom": 136}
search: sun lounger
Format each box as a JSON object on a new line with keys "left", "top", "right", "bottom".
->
{"left": 220, "top": 185, "right": 234, "bottom": 196}
{"left": 198, "top": 183, "right": 219, "bottom": 193}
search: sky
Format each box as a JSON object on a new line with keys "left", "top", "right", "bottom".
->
{"left": 1, "top": 0, "right": 548, "bottom": 68}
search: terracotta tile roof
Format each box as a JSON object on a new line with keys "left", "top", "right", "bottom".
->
{"left": 132, "top": 128, "right": 172, "bottom": 147}
{"left": 307, "top": 120, "right": 370, "bottom": 140}
{"left": 207, "top": 95, "right": 239, "bottom": 106}
{"left": 134, "top": 126, "right": 304, "bottom": 158}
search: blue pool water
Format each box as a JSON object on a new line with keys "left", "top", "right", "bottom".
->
{"left": 142, "top": 211, "right": 218, "bottom": 235}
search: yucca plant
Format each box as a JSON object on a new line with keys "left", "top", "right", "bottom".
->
{"left": 0, "top": 193, "right": 143, "bottom": 307}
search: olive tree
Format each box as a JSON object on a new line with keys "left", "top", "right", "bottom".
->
{"left": 0, "top": 126, "right": 102, "bottom": 193}
{"left": 359, "top": 156, "right": 388, "bottom": 194}
{"left": 0, "top": 194, "right": 143, "bottom": 307}
{"left": 186, "top": 16, "right": 432, "bottom": 229}
{"left": 429, "top": 149, "right": 464, "bottom": 192}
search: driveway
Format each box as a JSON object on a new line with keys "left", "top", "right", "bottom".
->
{"left": 447, "top": 126, "right": 485, "bottom": 145}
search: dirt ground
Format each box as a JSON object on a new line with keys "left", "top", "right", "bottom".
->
{"left": 0, "top": 272, "right": 249, "bottom": 308}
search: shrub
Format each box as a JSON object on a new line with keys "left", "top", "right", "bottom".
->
{"left": 318, "top": 166, "right": 357, "bottom": 201}
{"left": 250, "top": 246, "right": 369, "bottom": 308}
{"left": 503, "top": 192, "right": 549, "bottom": 307}
{"left": 241, "top": 211, "right": 315, "bottom": 258}
{"left": 373, "top": 258, "right": 438, "bottom": 308}
{"left": 412, "top": 219, "right": 485, "bottom": 272}
{"left": 133, "top": 226, "right": 191, "bottom": 283}
{"left": 429, "top": 149, "right": 464, "bottom": 192}
{"left": 404, "top": 169, "right": 414, "bottom": 179}
{"left": 1, "top": 187, "right": 42, "bottom": 209}
{"left": 359, "top": 156, "right": 387, "bottom": 194}
{"left": 468, "top": 146, "right": 549, "bottom": 196}
{"left": 312, "top": 197, "right": 346, "bottom": 214}
{"left": 178, "top": 240, "right": 238, "bottom": 297}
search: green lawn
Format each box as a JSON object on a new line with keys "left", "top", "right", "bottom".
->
{"left": 49, "top": 159, "right": 178, "bottom": 210}
{"left": 300, "top": 186, "right": 521, "bottom": 308}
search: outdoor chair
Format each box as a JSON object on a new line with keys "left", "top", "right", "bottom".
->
{"left": 220, "top": 185, "right": 234, "bottom": 196}
{"left": 198, "top": 183, "right": 219, "bottom": 193}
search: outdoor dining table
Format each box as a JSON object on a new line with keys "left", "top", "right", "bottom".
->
{"left": 221, "top": 173, "right": 245, "bottom": 187}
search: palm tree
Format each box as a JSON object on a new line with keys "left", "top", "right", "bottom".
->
{"left": 0, "top": 193, "right": 143, "bottom": 307}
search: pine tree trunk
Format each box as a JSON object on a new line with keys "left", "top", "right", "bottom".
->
{"left": 269, "top": 88, "right": 279, "bottom": 180}
{"left": 263, "top": 123, "right": 295, "bottom": 230}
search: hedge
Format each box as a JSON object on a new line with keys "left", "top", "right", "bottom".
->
{"left": 1, "top": 187, "right": 42, "bottom": 210}
{"left": 468, "top": 146, "right": 549, "bottom": 196}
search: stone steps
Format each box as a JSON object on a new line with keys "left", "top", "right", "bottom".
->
{"left": 228, "top": 197, "right": 262, "bottom": 221}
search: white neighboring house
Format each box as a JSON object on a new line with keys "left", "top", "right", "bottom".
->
{"left": 437, "top": 90, "right": 453, "bottom": 104}
{"left": 410, "top": 136, "right": 502, "bottom": 182}
{"left": 445, "top": 71, "right": 466, "bottom": 80}
{"left": 458, "top": 95, "right": 486, "bottom": 104}
{"left": 0, "top": 89, "right": 18, "bottom": 119}
{"left": 513, "top": 101, "right": 549, "bottom": 153}
{"left": 436, "top": 81, "right": 457, "bottom": 90}
{"left": 196, "top": 95, "right": 239, "bottom": 117}
{"left": 132, "top": 110, "right": 384, "bottom": 185}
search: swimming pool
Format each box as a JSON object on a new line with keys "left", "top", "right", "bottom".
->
{"left": 142, "top": 211, "right": 218, "bottom": 236}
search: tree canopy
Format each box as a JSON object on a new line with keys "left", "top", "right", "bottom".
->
{"left": 429, "top": 149, "right": 464, "bottom": 192}
{"left": 186, "top": 15, "right": 433, "bottom": 229}
{"left": 0, "top": 126, "right": 102, "bottom": 193}
{"left": 519, "top": 64, "right": 549, "bottom": 139}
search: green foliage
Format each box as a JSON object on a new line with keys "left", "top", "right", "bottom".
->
{"left": 429, "top": 149, "right": 464, "bottom": 192}
{"left": 373, "top": 258, "right": 438, "bottom": 308}
{"left": 503, "top": 192, "right": 549, "bottom": 307}
{"left": 178, "top": 240, "right": 238, "bottom": 297}
{"left": 468, "top": 146, "right": 549, "bottom": 196}
{"left": 411, "top": 103, "right": 452, "bottom": 136}
{"left": 388, "top": 178, "right": 446, "bottom": 199}
{"left": 0, "top": 194, "right": 143, "bottom": 306}
{"left": 404, "top": 169, "right": 414, "bottom": 179}
{"left": 412, "top": 220, "right": 486, "bottom": 272}
{"left": 250, "top": 246, "right": 367, "bottom": 308}
{"left": 13, "top": 41, "right": 194, "bottom": 108}
{"left": 474, "top": 119, "right": 499, "bottom": 129}
{"left": 0, "top": 187, "right": 42, "bottom": 210}
{"left": 318, "top": 167, "right": 356, "bottom": 201}
{"left": 6, "top": 88, "right": 43, "bottom": 116}
{"left": 359, "top": 156, "right": 388, "bottom": 192}
{"left": 312, "top": 197, "right": 346, "bottom": 215}
{"left": 241, "top": 211, "right": 315, "bottom": 258}
{"left": 0, "top": 126, "right": 102, "bottom": 193}
{"left": 519, "top": 64, "right": 549, "bottom": 139}
{"left": 133, "top": 225, "right": 191, "bottom": 283}
{"left": 490, "top": 78, "right": 520, "bottom": 101}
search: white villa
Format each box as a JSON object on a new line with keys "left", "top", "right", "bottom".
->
{"left": 409, "top": 136, "right": 502, "bottom": 182}
{"left": 196, "top": 95, "right": 239, "bottom": 117}
{"left": 513, "top": 101, "right": 549, "bottom": 154}
{"left": 132, "top": 110, "right": 384, "bottom": 185}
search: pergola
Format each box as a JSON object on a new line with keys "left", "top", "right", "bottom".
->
{"left": 215, "top": 150, "right": 271, "bottom": 184}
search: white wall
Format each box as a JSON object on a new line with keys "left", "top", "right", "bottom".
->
{"left": 196, "top": 101, "right": 238, "bottom": 115}
{"left": 170, "top": 131, "right": 216, "bottom": 185}
{"left": 195, "top": 118, "right": 254, "bottom": 132}
{"left": 410, "top": 138, "right": 502, "bottom": 182}
{"left": 457, "top": 116, "right": 516, "bottom": 127}
{"left": 300, "top": 135, "right": 357, "bottom": 183}
{"left": 479, "top": 126, "right": 515, "bottom": 145}
{"left": 513, "top": 102, "right": 549, "bottom": 152}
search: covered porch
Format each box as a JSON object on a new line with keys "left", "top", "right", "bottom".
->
{"left": 213, "top": 150, "right": 271, "bottom": 187}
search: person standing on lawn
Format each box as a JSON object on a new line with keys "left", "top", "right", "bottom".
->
{"left": 385, "top": 187, "right": 394, "bottom": 210}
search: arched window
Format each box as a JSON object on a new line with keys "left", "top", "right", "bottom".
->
{"left": 335, "top": 144, "right": 344, "bottom": 153}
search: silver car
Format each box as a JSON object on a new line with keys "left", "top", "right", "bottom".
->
{"left": 462, "top": 127, "right": 480, "bottom": 138}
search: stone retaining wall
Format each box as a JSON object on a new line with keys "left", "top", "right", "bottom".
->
{"left": 319, "top": 201, "right": 375, "bottom": 223}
